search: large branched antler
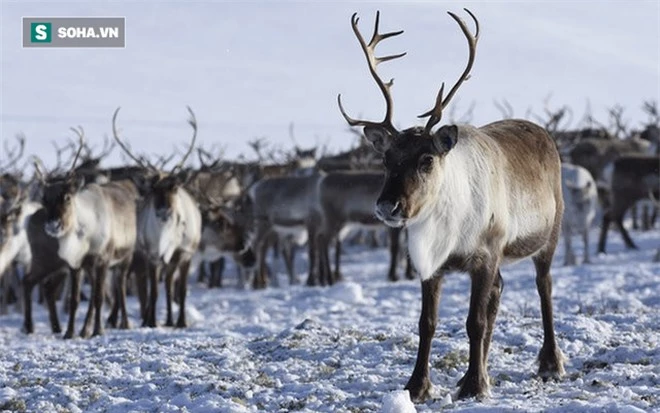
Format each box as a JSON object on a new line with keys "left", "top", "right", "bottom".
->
{"left": 170, "top": 106, "right": 197, "bottom": 174}
{"left": 68, "top": 126, "right": 86, "bottom": 175}
{"left": 0, "top": 134, "right": 25, "bottom": 172}
{"left": 418, "top": 8, "right": 480, "bottom": 134}
{"left": 112, "top": 107, "right": 158, "bottom": 172}
{"left": 337, "top": 11, "right": 407, "bottom": 134}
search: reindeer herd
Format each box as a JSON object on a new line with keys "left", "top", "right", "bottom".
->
{"left": 0, "top": 8, "right": 658, "bottom": 402}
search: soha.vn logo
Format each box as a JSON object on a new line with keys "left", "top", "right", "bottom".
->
{"left": 30, "top": 22, "right": 52, "bottom": 42}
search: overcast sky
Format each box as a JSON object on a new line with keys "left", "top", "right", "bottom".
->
{"left": 1, "top": 1, "right": 658, "bottom": 168}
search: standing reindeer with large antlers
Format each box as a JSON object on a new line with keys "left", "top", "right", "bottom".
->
{"left": 112, "top": 107, "right": 202, "bottom": 328}
{"left": 38, "top": 126, "right": 138, "bottom": 338}
{"left": 338, "top": 10, "right": 565, "bottom": 400}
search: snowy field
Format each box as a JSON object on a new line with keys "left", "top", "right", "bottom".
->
{"left": 0, "top": 226, "right": 658, "bottom": 413}
{"left": 1, "top": 1, "right": 659, "bottom": 412}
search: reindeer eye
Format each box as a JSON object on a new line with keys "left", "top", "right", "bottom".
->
{"left": 419, "top": 155, "right": 434, "bottom": 173}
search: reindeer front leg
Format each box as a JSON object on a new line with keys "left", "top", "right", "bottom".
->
{"left": 405, "top": 275, "right": 443, "bottom": 402}
{"left": 582, "top": 229, "right": 591, "bottom": 264}
{"left": 143, "top": 262, "right": 160, "bottom": 328}
{"left": 164, "top": 257, "right": 179, "bottom": 327}
{"left": 176, "top": 259, "right": 191, "bottom": 328}
{"left": 458, "top": 269, "right": 504, "bottom": 388}
{"left": 457, "top": 258, "right": 499, "bottom": 400}
{"left": 63, "top": 268, "right": 82, "bottom": 339}
{"left": 91, "top": 263, "right": 109, "bottom": 337}
{"left": 387, "top": 227, "right": 401, "bottom": 281}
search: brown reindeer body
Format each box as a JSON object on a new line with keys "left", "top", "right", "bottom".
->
{"left": 337, "top": 9, "right": 565, "bottom": 401}
{"left": 598, "top": 154, "right": 660, "bottom": 252}
{"left": 42, "top": 179, "right": 138, "bottom": 338}
{"left": 23, "top": 207, "right": 69, "bottom": 335}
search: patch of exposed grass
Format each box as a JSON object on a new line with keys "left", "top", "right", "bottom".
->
{"left": 433, "top": 350, "right": 469, "bottom": 371}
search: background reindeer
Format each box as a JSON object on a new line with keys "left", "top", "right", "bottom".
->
{"left": 561, "top": 163, "right": 598, "bottom": 265}
{"left": 112, "top": 107, "right": 201, "bottom": 328}
{"left": 38, "top": 127, "right": 139, "bottom": 338}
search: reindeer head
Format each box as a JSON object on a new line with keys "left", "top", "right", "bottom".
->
{"left": 338, "top": 10, "right": 479, "bottom": 227}
{"left": 294, "top": 147, "right": 317, "bottom": 170}
{"left": 112, "top": 106, "right": 197, "bottom": 223}
{"left": 0, "top": 201, "right": 23, "bottom": 248}
{"left": 41, "top": 174, "right": 85, "bottom": 237}
{"left": 201, "top": 204, "right": 256, "bottom": 268}
{"left": 137, "top": 173, "right": 186, "bottom": 222}
{"left": 37, "top": 127, "right": 87, "bottom": 237}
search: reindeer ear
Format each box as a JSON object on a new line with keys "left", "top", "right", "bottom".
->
{"left": 69, "top": 174, "right": 85, "bottom": 192}
{"left": 178, "top": 169, "right": 194, "bottom": 185}
{"left": 130, "top": 174, "right": 152, "bottom": 196}
{"left": 431, "top": 125, "right": 458, "bottom": 154}
{"left": 363, "top": 126, "right": 393, "bottom": 154}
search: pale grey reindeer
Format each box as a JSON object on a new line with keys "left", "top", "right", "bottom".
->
{"left": 112, "top": 107, "right": 202, "bottom": 328}
{"left": 338, "top": 9, "right": 565, "bottom": 400}
{"left": 38, "top": 127, "right": 138, "bottom": 338}
{"left": 0, "top": 189, "right": 40, "bottom": 314}
{"left": 316, "top": 170, "right": 411, "bottom": 285}
{"left": 246, "top": 171, "right": 324, "bottom": 288}
{"left": 561, "top": 163, "right": 598, "bottom": 265}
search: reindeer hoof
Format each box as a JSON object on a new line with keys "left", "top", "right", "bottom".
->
{"left": 405, "top": 376, "right": 433, "bottom": 402}
{"left": 538, "top": 346, "right": 566, "bottom": 379}
{"left": 92, "top": 328, "right": 104, "bottom": 337}
{"left": 119, "top": 320, "right": 131, "bottom": 330}
{"left": 456, "top": 373, "right": 490, "bottom": 400}
{"left": 164, "top": 319, "right": 174, "bottom": 327}
{"left": 79, "top": 329, "right": 91, "bottom": 339}
{"left": 63, "top": 331, "right": 75, "bottom": 340}
{"left": 176, "top": 320, "right": 187, "bottom": 328}
{"left": 22, "top": 324, "right": 34, "bottom": 335}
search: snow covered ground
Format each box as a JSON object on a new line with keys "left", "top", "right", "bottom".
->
{"left": 0, "top": 225, "right": 658, "bottom": 412}
{"left": 1, "top": 2, "right": 659, "bottom": 411}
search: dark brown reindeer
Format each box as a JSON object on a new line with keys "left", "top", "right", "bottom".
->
{"left": 22, "top": 207, "right": 70, "bottom": 334}
{"left": 597, "top": 154, "right": 660, "bottom": 253}
{"left": 338, "top": 10, "right": 565, "bottom": 400}
{"left": 38, "top": 127, "right": 138, "bottom": 338}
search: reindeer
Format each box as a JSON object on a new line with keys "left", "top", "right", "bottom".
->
{"left": 188, "top": 149, "right": 244, "bottom": 288}
{"left": 561, "top": 163, "right": 598, "bottom": 265}
{"left": 0, "top": 135, "right": 27, "bottom": 207}
{"left": 38, "top": 127, "right": 138, "bottom": 338}
{"left": 316, "top": 171, "right": 412, "bottom": 285}
{"left": 112, "top": 107, "right": 202, "bottom": 328}
{"left": 22, "top": 206, "right": 70, "bottom": 334}
{"left": 337, "top": 9, "right": 565, "bottom": 400}
{"left": 192, "top": 192, "right": 256, "bottom": 289}
{"left": 245, "top": 171, "right": 324, "bottom": 288}
{"left": 597, "top": 154, "right": 660, "bottom": 253}
{"left": 0, "top": 191, "right": 41, "bottom": 314}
